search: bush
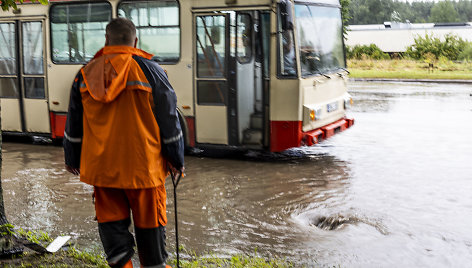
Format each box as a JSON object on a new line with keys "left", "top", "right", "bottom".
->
{"left": 346, "top": 44, "right": 390, "bottom": 60}
{"left": 405, "top": 33, "right": 469, "bottom": 61}
{"left": 458, "top": 42, "right": 472, "bottom": 62}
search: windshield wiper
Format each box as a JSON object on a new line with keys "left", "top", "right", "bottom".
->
{"left": 321, "top": 73, "right": 331, "bottom": 79}
{"left": 339, "top": 67, "right": 350, "bottom": 74}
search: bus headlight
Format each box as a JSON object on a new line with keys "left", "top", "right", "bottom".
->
{"left": 310, "top": 110, "right": 316, "bottom": 121}
{"left": 344, "top": 96, "right": 353, "bottom": 110}
{"left": 304, "top": 105, "right": 322, "bottom": 123}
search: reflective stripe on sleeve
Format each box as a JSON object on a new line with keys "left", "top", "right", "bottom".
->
{"left": 163, "top": 131, "right": 182, "bottom": 144}
{"left": 126, "top": 81, "right": 151, "bottom": 89}
{"left": 64, "top": 131, "right": 82, "bottom": 143}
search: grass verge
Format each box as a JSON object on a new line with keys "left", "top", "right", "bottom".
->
{"left": 1, "top": 225, "right": 296, "bottom": 267}
{"left": 347, "top": 59, "right": 472, "bottom": 80}
{"left": 168, "top": 247, "right": 297, "bottom": 268}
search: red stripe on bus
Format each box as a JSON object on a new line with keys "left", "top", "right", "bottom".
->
{"left": 50, "top": 112, "right": 66, "bottom": 139}
{"left": 185, "top": 117, "right": 195, "bottom": 148}
{"left": 270, "top": 117, "right": 355, "bottom": 152}
{"left": 321, "top": 119, "right": 348, "bottom": 139}
{"left": 270, "top": 121, "right": 303, "bottom": 152}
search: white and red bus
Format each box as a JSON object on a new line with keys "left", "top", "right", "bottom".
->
{"left": 0, "top": 0, "right": 353, "bottom": 152}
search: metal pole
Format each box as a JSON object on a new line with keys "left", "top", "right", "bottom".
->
{"left": 170, "top": 171, "right": 182, "bottom": 268}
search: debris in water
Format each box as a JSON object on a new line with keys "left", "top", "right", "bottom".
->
{"left": 309, "top": 214, "right": 390, "bottom": 235}
{"left": 312, "top": 215, "right": 357, "bottom": 231}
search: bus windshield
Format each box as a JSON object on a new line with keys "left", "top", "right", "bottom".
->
{"left": 295, "top": 4, "right": 345, "bottom": 76}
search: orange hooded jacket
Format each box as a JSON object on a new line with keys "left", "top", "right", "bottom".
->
{"left": 77, "top": 46, "right": 168, "bottom": 189}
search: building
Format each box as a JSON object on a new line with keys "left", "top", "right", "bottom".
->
{"left": 345, "top": 22, "right": 472, "bottom": 53}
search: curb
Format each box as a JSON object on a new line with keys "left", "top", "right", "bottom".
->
{"left": 349, "top": 78, "right": 472, "bottom": 84}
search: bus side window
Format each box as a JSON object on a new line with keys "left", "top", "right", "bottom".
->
{"left": 277, "top": 2, "right": 297, "bottom": 77}
{"left": 281, "top": 30, "right": 296, "bottom": 76}
{"left": 0, "top": 23, "right": 19, "bottom": 98}
{"left": 118, "top": 1, "right": 180, "bottom": 63}
{"left": 50, "top": 2, "right": 112, "bottom": 64}
{"left": 236, "top": 13, "right": 252, "bottom": 64}
{"left": 196, "top": 16, "right": 226, "bottom": 78}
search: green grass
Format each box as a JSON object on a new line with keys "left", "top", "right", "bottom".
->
{"left": 171, "top": 254, "right": 297, "bottom": 268}
{"left": 166, "top": 247, "right": 298, "bottom": 268}
{"left": 0, "top": 225, "right": 108, "bottom": 267}
{"left": 1, "top": 227, "right": 296, "bottom": 268}
{"left": 348, "top": 59, "right": 472, "bottom": 80}
{"left": 2, "top": 248, "right": 108, "bottom": 268}
{"left": 4, "top": 249, "right": 296, "bottom": 268}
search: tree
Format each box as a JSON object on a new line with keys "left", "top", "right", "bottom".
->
{"left": 410, "top": 1, "right": 434, "bottom": 23}
{"left": 347, "top": 0, "right": 460, "bottom": 25}
{"left": 0, "top": 114, "right": 4, "bottom": 225}
{"left": 0, "top": 0, "right": 49, "bottom": 256}
{"left": 348, "top": 0, "right": 397, "bottom": 24}
{"left": 456, "top": 0, "right": 472, "bottom": 22}
{"left": 429, "top": 0, "right": 461, "bottom": 23}
{"left": 340, "top": 0, "right": 351, "bottom": 40}
{"left": 1, "top": 0, "right": 48, "bottom": 11}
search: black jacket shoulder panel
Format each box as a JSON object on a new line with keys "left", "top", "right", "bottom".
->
{"left": 63, "top": 70, "right": 84, "bottom": 169}
{"left": 133, "top": 56, "right": 185, "bottom": 170}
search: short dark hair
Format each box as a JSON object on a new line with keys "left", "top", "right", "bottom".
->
{"left": 106, "top": 18, "right": 136, "bottom": 45}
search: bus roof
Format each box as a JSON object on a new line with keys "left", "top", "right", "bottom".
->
{"left": 18, "top": 0, "right": 341, "bottom": 8}
{"left": 294, "top": 0, "right": 341, "bottom": 6}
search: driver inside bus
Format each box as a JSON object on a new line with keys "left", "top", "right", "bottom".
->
{"left": 63, "top": 17, "right": 184, "bottom": 268}
{"left": 282, "top": 30, "right": 296, "bottom": 75}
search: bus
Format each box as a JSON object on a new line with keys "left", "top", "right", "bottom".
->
{"left": 0, "top": 0, "right": 353, "bottom": 152}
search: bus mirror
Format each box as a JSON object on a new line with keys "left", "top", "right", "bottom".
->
{"left": 211, "top": 26, "right": 221, "bottom": 44}
{"left": 279, "top": 0, "right": 294, "bottom": 31}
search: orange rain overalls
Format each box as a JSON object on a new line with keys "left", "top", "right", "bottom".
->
{"left": 64, "top": 46, "right": 184, "bottom": 268}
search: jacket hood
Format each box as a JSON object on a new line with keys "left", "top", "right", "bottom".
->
{"left": 81, "top": 46, "right": 154, "bottom": 103}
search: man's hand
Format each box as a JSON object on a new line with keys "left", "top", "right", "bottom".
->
{"left": 168, "top": 164, "right": 185, "bottom": 177}
{"left": 66, "top": 165, "right": 80, "bottom": 175}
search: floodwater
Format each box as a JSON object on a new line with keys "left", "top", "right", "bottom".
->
{"left": 2, "top": 81, "right": 472, "bottom": 267}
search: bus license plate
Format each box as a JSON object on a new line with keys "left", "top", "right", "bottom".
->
{"left": 327, "top": 102, "right": 338, "bottom": 113}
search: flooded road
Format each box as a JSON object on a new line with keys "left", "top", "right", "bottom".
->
{"left": 2, "top": 81, "right": 472, "bottom": 267}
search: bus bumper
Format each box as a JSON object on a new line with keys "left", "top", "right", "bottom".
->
{"left": 270, "top": 117, "right": 354, "bottom": 152}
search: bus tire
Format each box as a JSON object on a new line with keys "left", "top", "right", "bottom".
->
{"left": 176, "top": 108, "right": 191, "bottom": 154}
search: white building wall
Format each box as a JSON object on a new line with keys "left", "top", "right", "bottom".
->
{"left": 345, "top": 23, "right": 472, "bottom": 53}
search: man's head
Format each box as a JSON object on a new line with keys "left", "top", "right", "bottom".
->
{"left": 105, "top": 18, "right": 137, "bottom": 47}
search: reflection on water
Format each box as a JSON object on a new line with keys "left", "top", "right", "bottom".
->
{"left": 1, "top": 142, "right": 98, "bottom": 248}
{"left": 2, "top": 81, "right": 472, "bottom": 266}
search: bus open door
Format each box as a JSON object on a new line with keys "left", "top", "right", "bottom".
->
{"left": 193, "top": 9, "right": 271, "bottom": 150}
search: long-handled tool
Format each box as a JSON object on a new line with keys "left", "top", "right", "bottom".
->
{"left": 170, "top": 170, "right": 182, "bottom": 268}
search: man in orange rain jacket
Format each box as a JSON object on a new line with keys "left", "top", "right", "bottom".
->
{"left": 63, "top": 18, "right": 184, "bottom": 268}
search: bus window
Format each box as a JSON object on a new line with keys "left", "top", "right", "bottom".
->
{"left": 24, "top": 77, "right": 45, "bottom": 99}
{"left": 196, "top": 15, "right": 227, "bottom": 105}
{"left": 277, "top": 9, "right": 296, "bottom": 77}
{"left": 197, "top": 80, "right": 227, "bottom": 105}
{"left": 0, "top": 23, "right": 18, "bottom": 98}
{"left": 118, "top": 1, "right": 180, "bottom": 63}
{"left": 50, "top": 2, "right": 111, "bottom": 64}
{"left": 236, "top": 13, "right": 252, "bottom": 64}
{"left": 295, "top": 4, "right": 345, "bottom": 76}
{"left": 260, "top": 12, "right": 270, "bottom": 79}
{"left": 23, "top": 22, "right": 43, "bottom": 75}
{"left": 196, "top": 16, "right": 226, "bottom": 78}
{"left": 23, "top": 22, "right": 45, "bottom": 99}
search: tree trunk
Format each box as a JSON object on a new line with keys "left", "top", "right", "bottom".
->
{"left": 0, "top": 103, "right": 6, "bottom": 225}
{"left": 0, "top": 102, "right": 23, "bottom": 258}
